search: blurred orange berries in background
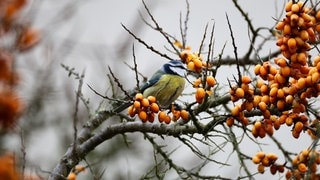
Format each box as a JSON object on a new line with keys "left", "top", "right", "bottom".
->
{"left": 0, "top": 153, "right": 19, "bottom": 180}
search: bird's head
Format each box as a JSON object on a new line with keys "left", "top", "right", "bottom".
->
{"left": 161, "top": 60, "right": 186, "bottom": 77}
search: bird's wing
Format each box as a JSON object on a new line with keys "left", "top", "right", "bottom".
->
{"left": 140, "top": 70, "right": 162, "bottom": 93}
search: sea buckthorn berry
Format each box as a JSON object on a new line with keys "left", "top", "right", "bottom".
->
{"left": 195, "top": 87, "right": 206, "bottom": 104}
{"left": 67, "top": 172, "right": 76, "bottom": 180}
{"left": 298, "top": 163, "right": 307, "bottom": 173}
{"left": 164, "top": 114, "right": 171, "bottom": 124}
{"left": 206, "top": 76, "right": 216, "bottom": 87}
{"left": 254, "top": 64, "right": 261, "bottom": 75}
{"left": 138, "top": 111, "right": 148, "bottom": 122}
{"left": 285, "top": 1, "right": 293, "bottom": 12}
{"left": 158, "top": 111, "right": 166, "bottom": 123}
{"left": 287, "top": 38, "right": 297, "bottom": 50}
{"left": 258, "top": 101, "right": 267, "bottom": 112}
{"left": 187, "top": 61, "right": 195, "bottom": 71}
{"left": 270, "top": 164, "right": 277, "bottom": 175}
{"left": 180, "top": 110, "right": 189, "bottom": 121}
{"left": 135, "top": 93, "right": 143, "bottom": 101}
{"left": 128, "top": 105, "right": 136, "bottom": 117}
{"left": 269, "top": 87, "right": 278, "bottom": 97}
{"left": 291, "top": 4, "right": 300, "bottom": 13}
{"left": 231, "top": 105, "right": 241, "bottom": 117}
{"left": 133, "top": 101, "right": 141, "bottom": 109}
{"left": 235, "top": 88, "right": 245, "bottom": 98}
{"left": 252, "top": 156, "right": 261, "bottom": 164}
{"left": 283, "top": 24, "right": 291, "bottom": 35}
{"left": 141, "top": 98, "right": 150, "bottom": 108}
{"left": 150, "top": 103, "right": 159, "bottom": 113}
{"left": 241, "top": 76, "right": 252, "bottom": 84}
{"left": 297, "top": 78, "right": 306, "bottom": 89}
{"left": 194, "top": 59, "right": 202, "bottom": 69}
{"left": 257, "top": 164, "right": 265, "bottom": 174}
{"left": 147, "top": 96, "right": 156, "bottom": 104}
{"left": 256, "top": 152, "right": 266, "bottom": 159}
{"left": 226, "top": 117, "right": 234, "bottom": 127}
{"left": 294, "top": 121, "right": 304, "bottom": 133}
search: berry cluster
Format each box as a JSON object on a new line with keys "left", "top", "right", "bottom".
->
{"left": 128, "top": 93, "right": 189, "bottom": 124}
{"left": 193, "top": 75, "right": 216, "bottom": 104}
{"left": 175, "top": 41, "right": 210, "bottom": 73}
{"left": 229, "top": 76, "right": 253, "bottom": 126}
{"left": 286, "top": 149, "right": 320, "bottom": 179}
{"left": 229, "top": 1, "right": 320, "bottom": 139}
{"left": 252, "top": 152, "right": 284, "bottom": 174}
{"left": 228, "top": 1, "right": 320, "bottom": 178}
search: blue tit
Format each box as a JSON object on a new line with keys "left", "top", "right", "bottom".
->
{"left": 140, "top": 60, "right": 186, "bottom": 108}
{"left": 114, "top": 60, "right": 186, "bottom": 113}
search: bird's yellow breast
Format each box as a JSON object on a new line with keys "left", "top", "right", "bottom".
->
{"left": 143, "top": 74, "right": 185, "bottom": 108}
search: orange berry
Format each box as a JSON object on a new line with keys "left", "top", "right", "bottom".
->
{"left": 298, "top": 163, "right": 307, "bottom": 173}
{"left": 287, "top": 38, "right": 296, "bottom": 50}
{"left": 280, "top": 66, "right": 291, "bottom": 77}
{"left": 266, "top": 153, "right": 278, "bottom": 162}
{"left": 285, "top": 116, "right": 293, "bottom": 126}
{"left": 135, "top": 93, "right": 143, "bottom": 101}
{"left": 254, "top": 121, "right": 262, "bottom": 130}
{"left": 291, "top": 3, "right": 300, "bottom": 13}
{"left": 138, "top": 111, "right": 148, "bottom": 122}
{"left": 195, "top": 88, "right": 206, "bottom": 104}
{"left": 285, "top": 1, "right": 293, "bottom": 12}
{"left": 256, "top": 152, "right": 266, "bottom": 159}
{"left": 158, "top": 111, "right": 166, "bottom": 123}
{"left": 194, "top": 59, "right": 202, "bottom": 69}
{"left": 300, "top": 30, "right": 309, "bottom": 41}
{"left": 269, "top": 87, "right": 278, "bottom": 97}
{"left": 297, "top": 78, "right": 306, "bottom": 89}
{"left": 235, "top": 88, "right": 245, "bottom": 98}
{"left": 67, "top": 172, "right": 76, "bottom": 180}
{"left": 294, "top": 121, "right": 304, "bottom": 133}
{"left": 241, "top": 76, "right": 252, "bottom": 84}
{"left": 276, "top": 100, "right": 285, "bottom": 111}
{"left": 261, "top": 156, "right": 270, "bottom": 166}
{"left": 254, "top": 64, "right": 261, "bottom": 75}
{"left": 260, "top": 84, "right": 269, "bottom": 95}
{"left": 275, "top": 21, "right": 285, "bottom": 30}
{"left": 252, "top": 156, "right": 261, "bottom": 164}
{"left": 270, "top": 164, "right": 277, "bottom": 175}
{"left": 275, "top": 58, "right": 287, "bottom": 67}
{"left": 226, "top": 117, "right": 234, "bottom": 127}
{"left": 206, "top": 76, "right": 216, "bottom": 87}
{"left": 150, "top": 103, "right": 160, "bottom": 113}
{"left": 258, "top": 101, "right": 267, "bottom": 112}
{"left": 283, "top": 24, "right": 291, "bottom": 35}
{"left": 141, "top": 98, "right": 150, "bottom": 108}
{"left": 187, "top": 61, "right": 195, "bottom": 71}
{"left": 180, "top": 110, "right": 189, "bottom": 121}
{"left": 164, "top": 114, "right": 171, "bottom": 124}
{"left": 133, "top": 101, "right": 141, "bottom": 109}
{"left": 231, "top": 105, "right": 241, "bottom": 117}
{"left": 257, "top": 164, "right": 265, "bottom": 174}
{"left": 128, "top": 105, "right": 136, "bottom": 117}
{"left": 147, "top": 96, "right": 156, "bottom": 104}
{"left": 311, "top": 72, "right": 319, "bottom": 84}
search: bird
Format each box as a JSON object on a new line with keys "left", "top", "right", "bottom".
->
{"left": 114, "top": 60, "right": 186, "bottom": 113}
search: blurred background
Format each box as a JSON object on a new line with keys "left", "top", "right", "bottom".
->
{"left": 1, "top": 0, "right": 316, "bottom": 179}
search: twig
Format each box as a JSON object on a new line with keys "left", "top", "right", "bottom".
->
{"left": 225, "top": 13, "right": 242, "bottom": 86}
{"left": 121, "top": 24, "right": 172, "bottom": 60}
